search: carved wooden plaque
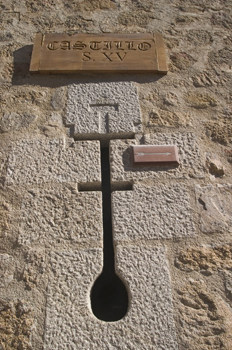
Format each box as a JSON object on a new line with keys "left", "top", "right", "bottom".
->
{"left": 30, "top": 33, "right": 167, "bottom": 73}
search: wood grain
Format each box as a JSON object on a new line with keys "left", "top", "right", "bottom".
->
{"left": 29, "top": 33, "right": 167, "bottom": 73}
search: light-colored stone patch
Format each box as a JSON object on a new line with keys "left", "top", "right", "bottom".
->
{"left": 44, "top": 245, "right": 178, "bottom": 350}
{"left": 66, "top": 82, "right": 142, "bottom": 137}
{"left": 0, "top": 254, "right": 15, "bottom": 288}
{"left": 18, "top": 184, "right": 103, "bottom": 246}
{"left": 110, "top": 133, "right": 204, "bottom": 184}
{"left": 5, "top": 137, "right": 101, "bottom": 186}
{"left": 112, "top": 183, "right": 195, "bottom": 242}
{"left": 196, "top": 184, "right": 232, "bottom": 234}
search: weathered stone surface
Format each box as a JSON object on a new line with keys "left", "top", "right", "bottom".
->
{"left": 196, "top": 184, "right": 232, "bottom": 234}
{"left": 206, "top": 119, "right": 232, "bottom": 145}
{"left": 50, "top": 87, "right": 66, "bottom": 111}
{"left": 209, "top": 48, "right": 232, "bottom": 72}
{"left": 0, "top": 253, "right": 15, "bottom": 287}
{"left": 170, "top": 52, "right": 196, "bottom": 70}
{"left": 117, "top": 11, "right": 152, "bottom": 27}
{"left": 112, "top": 184, "right": 195, "bottom": 241}
{"left": 5, "top": 138, "right": 101, "bottom": 186}
{"left": 110, "top": 133, "right": 204, "bottom": 184}
{"left": 44, "top": 245, "right": 178, "bottom": 350}
{"left": 191, "top": 71, "right": 221, "bottom": 87}
{"left": 185, "top": 92, "right": 218, "bottom": 109}
{"left": 66, "top": 82, "right": 142, "bottom": 137}
{"left": 175, "top": 244, "right": 232, "bottom": 273}
{"left": 186, "top": 29, "right": 212, "bottom": 46}
{"left": 224, "top": 271, "right": 232, "bottom": 301}
{"left": 0, "top": 112, "right": 37, "bottom": 132}
{"left": 41, "top": 112, "right": 65, "bottom": 137}
{"left": 18, "top": 184, "right": 102, "bottom": 247}
{"left": 22, "top": 248, "right": 46, "bottom": 290}
{"left": 0, "top": 87, "right": 51, "bottom": 120}
{"left": 206, "top": 155, "right": 225, "bottom": 177}
{"left": 176, "top": 280, "right": 232, "bottom": 350}
{"left": 0, "top": 299, "right": 33, "bottom": 350}
{"left": 0, "top": 192, "right": 11, "bottom": 234}
{"left": 225, "top": 149, "right": 232, "bottom": 164}
{"left": 149, "top": 110, "right": 192, "bottom": 127}
{"left": 211, "top": 11, "right": 232, "bottom": 29}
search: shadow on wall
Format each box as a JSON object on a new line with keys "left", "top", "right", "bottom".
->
{"left": 12, "top": 45, "right": 163, "bottom": 87}
{"left": 12, "top": 45, "right": 32, "bottom": 83}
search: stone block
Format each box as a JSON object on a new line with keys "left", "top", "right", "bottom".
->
{"left": 110, "top": 132, "right": 204, "bottom": 184}
{"left": 5, "top": 138, "right": 101, "bottom": 186}
{"left": 44, "top": 245, "right": 178, "bottom": 350}
{"left": 18, "top": 184, "right": 103, "bottom": 247}
{"left": 112, "top": 183, "right": 195, "bottom": 241}
{"left": 206, "top": 155, "right": 225, "bottom": 177}
{"left": 66, "top": 82, "right": 142, "bottom": 138}
{"left": 196, "top": 184, "right": 232, "bottom": 233}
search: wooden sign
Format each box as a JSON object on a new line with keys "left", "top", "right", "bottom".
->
{"left": 30, "top": 33, "right": 167, "bottom": 73}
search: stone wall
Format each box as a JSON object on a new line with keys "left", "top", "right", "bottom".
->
{"left": 0, "top": 0, "right": 232, "bottom": 349}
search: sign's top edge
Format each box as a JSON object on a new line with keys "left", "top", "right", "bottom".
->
{"left": 38, "top": 32, "right": 156, "bottom": 35}
{"left": 39, "top": 33, "right": 156, "bottom": 40}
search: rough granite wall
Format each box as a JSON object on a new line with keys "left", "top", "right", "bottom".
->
{"left": 0, "top": 0, "right": 232, "bottom": 349}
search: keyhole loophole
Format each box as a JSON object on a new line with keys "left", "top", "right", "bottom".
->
{"left": 91, "top": 148, "right": 129, "bottom": 322}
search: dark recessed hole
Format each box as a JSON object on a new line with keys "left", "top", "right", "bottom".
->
{"left": 78, "top": 182, "right": 101, "bottom": 192}
{"left": 91, "top": 147, "right": 129, "bottom": 322}
{"left": 73, "top": 132, "right": 135, "bottom": 148}
{"left": 111, "top": 181, "right": 133, "bottom": 192}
